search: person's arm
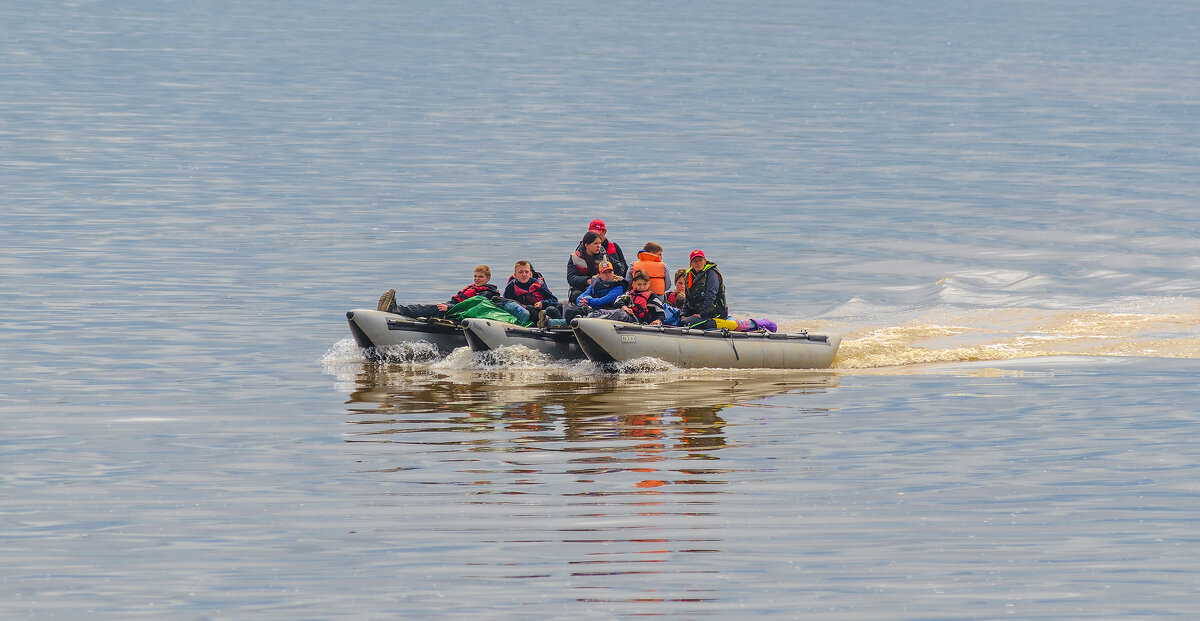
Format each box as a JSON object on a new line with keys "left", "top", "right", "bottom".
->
{"left": 539, "top": 284, "right": 559, "bottom": 308}
{"left": 700, "top": 272, "right": 721, "bottom": 318}
{"left": 590, "top": 281, "right": 628, "bottom": 308}
{"left": 610, "top": 244, "right": 628, "bottom": 279}
{"left": 566, "top": 255, "right": 591, "bottom": 292}
{"left": 647, "top": 294, "right": 666, "bottom": 324}
{"left": 577, "top": 281, "right": 598, "bottom": 306}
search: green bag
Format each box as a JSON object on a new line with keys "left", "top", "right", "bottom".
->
{"left": 445, "top": 296, "right": 533, "bottom": 327}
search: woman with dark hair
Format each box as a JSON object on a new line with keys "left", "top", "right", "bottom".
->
{"left": 566, "top": 230, "right": 607, "bottom": 304}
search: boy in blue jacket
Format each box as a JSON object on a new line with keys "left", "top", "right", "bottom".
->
{"left": 540, "top": 261, "right": 628, "bottom": 327}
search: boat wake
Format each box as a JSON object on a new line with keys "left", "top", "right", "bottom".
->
{"left": 793, "top": 299, "right": 1200, "bottom": 370}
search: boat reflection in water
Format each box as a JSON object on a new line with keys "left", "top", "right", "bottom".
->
{"left": 326, "top": 348, "right": 840, "bottom": 605}
{"left": 339, "top": 352, "right": 838, "bottom": 459}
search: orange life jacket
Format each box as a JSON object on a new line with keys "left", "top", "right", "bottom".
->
{"left": 629, "top": 252, "right": 667, "bottom": 295}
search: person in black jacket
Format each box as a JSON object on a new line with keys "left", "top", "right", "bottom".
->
{"left": 680, "top": 250, "right": 728, "bottom": 330}
{"left": 582, "top": 218, "right": 628, "bottom": 281}
{"left": 566, "top": 231, "right": 607, "bottom": 303}
{"left": 499, "top": 261, "right": 561, "bottom": 324}
{"left": 377, "top": 265, "right": 499, "bottom": 318}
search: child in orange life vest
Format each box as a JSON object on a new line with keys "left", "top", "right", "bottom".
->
{"left": 377, "top": 265, "right": 499, "bottom": 318}
{"left": 625, "top": 242, "right": 669, "bottom": 296}
{"left": 587, "top": 270, "right": 665, "bottom": 325}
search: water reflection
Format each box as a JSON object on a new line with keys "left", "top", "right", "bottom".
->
{"left": 343, "top": 362, "right": 837, "bottom": 457}
{"left": 333, "top": 361, "right": 838, "bottom": 605}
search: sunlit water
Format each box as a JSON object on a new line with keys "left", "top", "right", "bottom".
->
{"left": 3, "top": 0, "right": 1200, "bottom": 618}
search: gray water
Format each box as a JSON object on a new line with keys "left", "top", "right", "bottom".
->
{"left": 3, "top": 0, "right": 1200, "bottom": 618}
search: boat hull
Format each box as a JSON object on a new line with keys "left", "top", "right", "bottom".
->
{"left": 571, "top": 318, "right": 840, "bottom": 369}
{"left": 460, "top": 318, "right": 585, "bottom": 359}
{"left": 346, "top": 309, "right": 466, "bottom": 356}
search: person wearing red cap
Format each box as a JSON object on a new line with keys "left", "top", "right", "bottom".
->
{"left": 566, "top": 231, "right": 608, "bottom": 304}
{"left": 680, "top": 249, "right": 728, "bottom": 330}
{"left": 581, "top": 219, "right": 628, "bottom": 281}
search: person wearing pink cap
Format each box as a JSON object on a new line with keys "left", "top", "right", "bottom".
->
{"left": 566, "top": 230, "right": 608, "bottom": 304}
{"left": 581, "top": 218, "right": 628, "bottom": 280}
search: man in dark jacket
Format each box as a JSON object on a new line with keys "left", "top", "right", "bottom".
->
{"left": 680, "top": 249, "right": 728, "bottom": 330}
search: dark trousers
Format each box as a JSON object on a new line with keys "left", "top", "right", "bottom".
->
{"left": 682, "top": 317, "right": 719, "bottom": 330}
{"left": 393, "top": 303, "right": 446, "bottom": 319}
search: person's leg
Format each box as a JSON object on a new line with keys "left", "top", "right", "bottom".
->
{"left": 499, "top": 299, "right": 530, "bottom": 323}
{"left": 712, "top": 317, "right": 738, "bottom": 331}
{"left": 544, "top": 303, "right": 586, "bottom": 327}
{"left": 604, "top": 309, "right": 638, "bottom": 323}
{"left": 393, "top": 303, "right": 444, "bottom": 318}
{"left": 377, "top": 289, "right": 396, "bottom": 311}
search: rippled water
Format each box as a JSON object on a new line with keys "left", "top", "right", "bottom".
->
{"left": 4, "top": 0, "right": 1200, "bottom": 618}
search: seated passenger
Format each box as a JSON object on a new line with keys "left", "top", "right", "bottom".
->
{"left": 665, "top": 268, "right": 687, "bottom": 308}
{"left": 585, "top": 218, "right": 629, "bottom": 279}
{"left": 566, "top": 231, "right": 607, "bottom": 304}
{"left": 625, "top": 242, "right": 669, "bottom": 296}
{"left": 588, "top": 270, "right": 665, "bottom": 325}
{"left": 500, "top": 261, "right": 561, "bottom": 325}
{"left": 377, "top": 265, "right": 499, "bottom": 319}
{"left": 542, "top": 260, "right": 628, "bottom": 327}
{"left": 679, "top": 249, "right": 728, "bottom": 330}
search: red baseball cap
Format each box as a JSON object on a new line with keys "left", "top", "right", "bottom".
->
{"left": 588, "top": 218, "right": 606, "bottom": 232}
{"left": 689, "top": 249, "right": 706, "bottom": 261}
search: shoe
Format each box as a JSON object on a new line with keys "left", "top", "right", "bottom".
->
{"left": 754, "top": 318, "right": 778, "bottom": 333}
{"left": 377, "top": 289, "right": 396, "bottom": 312}
{"left": 537, "top": 310, "right": 549, "bottom": 329}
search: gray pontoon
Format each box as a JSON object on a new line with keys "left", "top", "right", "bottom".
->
{"left": 346, "top": 309, "right": 466, "bottom": 357}
{"left": 460, "top": 317, "right": 585, "bottom": 360}
{"left": 571, "top": 318, "right": 840, "bottom": 369}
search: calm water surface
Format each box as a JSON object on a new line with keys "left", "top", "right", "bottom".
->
{"left": 3, "top": 0, "right": 1200, "bottom": 618}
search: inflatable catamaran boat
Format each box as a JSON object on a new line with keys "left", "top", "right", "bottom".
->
{"left": 348, "top": 310, "right": 840, "bottom": 369}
